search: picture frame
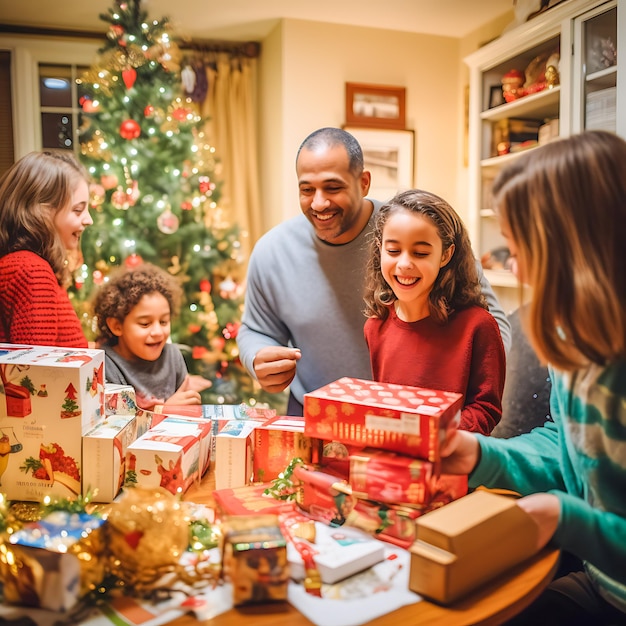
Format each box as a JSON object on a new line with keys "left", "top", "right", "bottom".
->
{"left": 489, "top": 85, "right": 506, "bottom": 109}
{"left": 343, "top": 126, "right": 415, "bottom": 202}
{"left": 345, "top": 83, "right": 406, "bottom": 130}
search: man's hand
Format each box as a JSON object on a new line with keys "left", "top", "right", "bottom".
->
{"left": 253, "top": 346, "right": 301, "bottom": 393}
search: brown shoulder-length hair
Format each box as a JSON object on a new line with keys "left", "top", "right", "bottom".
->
{"left": 363, "top": 188, "right": 485, "bottom": 323}
{"left": 492, "top": 130, "right": 626, "bottom": 371}
{"left": 0, "top": 151, "right": 90, "bottom": 285}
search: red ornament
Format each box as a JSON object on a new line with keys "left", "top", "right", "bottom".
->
{"left": 222, "top": 322, "right": 239, "bottom": 340}
{"left": 144, "top": 104, "right": 155, "bottom": 117}
{"left": 119, "top": 119, "right": 141, "bottom": 140}
{"left": 93, "top": 270, "right": 104, "bottom": 285}
{"left": 188, "top": 324, "right": 202, "bottom": 334}
{"left": 124, "top": 253, "right": 143, "bottom": 269}
{"left": 199, "top": 279, "right": 211, "bottom": 293}
{"left": 198, "top": 176, "right": 211, "bottom": 194}
{"left": 82, "top": 99, "right": 100, "bottom": 113}
{"left": 180, "top": 201, "right": 192, "bottom": 211}
{"left": 192, "top": 346, "right": 209, "bottom": 359}
{"left": 172, "top": 107, "right": 188, "bottom": 122}
{"left": 101, "top": 173, "right": 118, "bottom": 190}
{"left": 122, "top": 68, "right": 137, "bottom": 89}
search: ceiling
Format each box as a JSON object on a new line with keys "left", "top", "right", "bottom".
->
{"left": 0, "top": 0, "right": 514, "bottom": 41}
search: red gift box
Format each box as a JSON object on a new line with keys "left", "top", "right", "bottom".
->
{"left": 349, "top": 448, "right": 434, "bottom": 506}
{"left": 213, "top": 483, "right": 296, "bottom": 517}
{"left": 253, "top": 416, "right": 314, "bottom": 482}
{"left": 347, "top": 498, "right": 423, "bottom": 549}
{"left": 304, "top": 377, "right": 462, "bottom": 462}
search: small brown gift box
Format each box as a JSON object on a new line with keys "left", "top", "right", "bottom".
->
{"left": 222, "top": 514, "right": 289, "bottom": 606}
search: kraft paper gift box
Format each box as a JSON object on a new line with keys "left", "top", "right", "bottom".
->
{"left": 0, "top": 511, "right": 106, "bottom": 611}
{"left": 0, "top": 344, "right": 105, "bottom": 501}
{"left": 104, "top": 383, "right": 137, "bottom": 416}
{"left": 409, "top": 490, "right": 538, "bottom": 604}
{"left": 252, "top": 416, "right": 314, "bottom": 482}
{"left": 125, "top": 416, "right": 212, "bottom": 495}
{"left": 222, "top": 514, "right": 289, "bottom": 606}
{"left": 349, "top": 448, "right": 435, "bottom": 506}
{"left": 214, "top": 420, "right": 256, "bottom": 490}
{"left": 82, "top": 409, "right": 153, "bottom": 502}
{"left": 304, "top": 377, "right": 463, "bottom": 462}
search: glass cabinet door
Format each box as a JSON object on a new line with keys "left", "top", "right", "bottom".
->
{"left": 572, "top": 2, "right": 618, "bottom": 133}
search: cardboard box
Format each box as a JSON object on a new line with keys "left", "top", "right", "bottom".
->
{"left": 214, "top": 420, "right": 256, "bottom": 490}
{"left": 82, "top": 410, "right": 153, "bottom": 502}
{"left": 409, "top": 490, "right": 538, "bottom": 604}
{"left": 286, "top": 518, "right": 385, "bottom": 584}
{"left": 125, "top": 417, "right": 212, "bottom": 495}
{"left": 304, "top": 377, "right": 462, "bottom": 461}
{"left": 253, "top": 416, "right": 313, "bottom": 482}
{"left": 0, "top": 344, "right": 105, "bottom": 501}
{"left": 349, "top": 448, "right": 434, "bottom": 506}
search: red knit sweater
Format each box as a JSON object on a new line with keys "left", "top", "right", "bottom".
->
{"left": 0, "top": 250, "right": 87, "bottom": 348}
{"left": 364, "top": 305, "right": 505, "bottom": 435}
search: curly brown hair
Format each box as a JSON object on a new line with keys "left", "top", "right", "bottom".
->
{"left": 363, "top": 189, "right": 486, "bottom": 323}
{"left": 92, "top": 263, "right": 183, "bottom": 346}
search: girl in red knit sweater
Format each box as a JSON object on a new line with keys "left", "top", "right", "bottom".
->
{"left": 363, "top": 189, "right": 505, "bottom": 435}
{"left": 0, "top": 151, "right": 92, "bottom": 347}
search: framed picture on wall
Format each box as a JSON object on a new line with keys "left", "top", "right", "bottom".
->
{"left": 343, "top": 126, "right": 415, "bottom": 202}
{"left": 345, "top": 83, "right": 406, "bottom": 130}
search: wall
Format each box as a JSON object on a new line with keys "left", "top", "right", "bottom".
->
{"left": 455, "top": 11, "right": 514, "bottom": 230}
{"left": 258, "top": 18, "right": 463, "bottom": 231}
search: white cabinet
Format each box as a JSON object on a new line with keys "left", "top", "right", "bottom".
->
{"left": 464, "top": 0, "right": 622, "bottom": 312}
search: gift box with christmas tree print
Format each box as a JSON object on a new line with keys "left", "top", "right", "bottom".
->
{"left": 0, "top": 344, "right": 105, "bottom": 501}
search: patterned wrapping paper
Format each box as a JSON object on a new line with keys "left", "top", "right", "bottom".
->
{"left": 213, "top": 483, "right": 297, "bottom": 517}
{"left": 0, "top": 344, "right": 105, "bottom": 501}
{"left": 252, "top": 416, "right": 314, "bottom": 482}
{"left": 304, "top": 377, "right": 463, "bottom": 462}
{"left": 222, "top": 514, "right": 289, "bottom": 606}
{"left": 1, "top": 511, "right": 106, "bottom": 611}
{"left": 349, "top": 448, "right": 434, "bottom": 506}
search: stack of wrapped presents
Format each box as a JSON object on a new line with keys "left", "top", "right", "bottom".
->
{"left": 0, "top": 344, "right": 536, "bottom": 615}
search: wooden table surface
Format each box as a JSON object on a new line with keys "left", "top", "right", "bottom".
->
{"left": 174, "top": 471, "right": 560, "bottom": 626}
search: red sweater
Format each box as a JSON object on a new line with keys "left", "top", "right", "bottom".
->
{"left": 364, "top": 305, "right": 505, "bottom": 435}
{"left": 0, "top": 250, "right": 87, "bottom": 348}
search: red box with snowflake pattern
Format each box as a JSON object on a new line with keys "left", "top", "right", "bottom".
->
{"left": 303, "top": 377, "right": 463, "bottom": 462}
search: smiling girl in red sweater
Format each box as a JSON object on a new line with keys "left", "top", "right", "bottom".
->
{"left": 0, "top": 151, "right": 92, "bottom": 347}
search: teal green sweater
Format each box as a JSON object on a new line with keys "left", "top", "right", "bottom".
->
{"left": 470, "top": 362, "right": 626, "bottom": 612}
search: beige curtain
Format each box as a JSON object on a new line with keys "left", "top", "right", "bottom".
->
{"left": 198, "top": 52, "right": 261, "bottom": 263}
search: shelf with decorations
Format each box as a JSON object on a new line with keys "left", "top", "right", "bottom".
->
{"left": 464, "top": 0, "right": 622, "bottom": 313}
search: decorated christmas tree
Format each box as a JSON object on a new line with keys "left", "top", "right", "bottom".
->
{"left": 72, "top": 0, "right": 277, "bottom": 408}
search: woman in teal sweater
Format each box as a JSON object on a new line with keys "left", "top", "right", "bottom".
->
{"left": 441, "top": 130, "right": 626, "bottom": 625}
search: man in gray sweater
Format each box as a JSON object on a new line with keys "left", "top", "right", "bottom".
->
{"left": 237, "top": 127, "right": 510, "bottom": 415}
